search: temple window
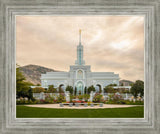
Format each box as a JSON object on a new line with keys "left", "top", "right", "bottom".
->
{"left": 77, "top": 70, "right": 83, "bottom": 79}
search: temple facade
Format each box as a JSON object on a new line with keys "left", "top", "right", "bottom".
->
{"left": 41, "top": 30, "right": 120, "bottom": 94}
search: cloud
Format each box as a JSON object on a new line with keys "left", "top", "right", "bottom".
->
{"left": 16, "top": 16, "right": 144, "bottom": 81}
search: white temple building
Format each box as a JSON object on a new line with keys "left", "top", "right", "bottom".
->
{"left": 41, "top": 30, "right": 120, "bottom": 94}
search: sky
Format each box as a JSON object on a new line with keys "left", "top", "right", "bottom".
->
{"left": 16, "top": 16, "right": 144, "bottom": 82}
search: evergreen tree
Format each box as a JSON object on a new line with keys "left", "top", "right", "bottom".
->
{"left": 74, "top": 87, "right": 77, "bottom": 95}
{"left": 87, "top": 85, "right": 96, "bottom": 94}
{"left": 84, "top": 86, "right": 87, "bottom": 94}
{"left": 66, "top": 85, "right": 73, "bottom": 94}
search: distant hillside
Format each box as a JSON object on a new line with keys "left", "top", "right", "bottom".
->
{"left": 19, "top": 64, "right": 60, "bottom": 85}
{"left": 119, "top": 80, "right": 134, "bottom": 86}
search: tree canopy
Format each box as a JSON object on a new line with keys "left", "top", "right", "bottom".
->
{"left": 108, "top": 84, "right": 117, "bottom": 86}
{"left": 66, "top": 85, "right": 73, "bottom": 94}
{"left": 74, "top": 87, "right": 77, "bottom": 95}
{"left": 47, "top": 85, "right": 57, "bottom": 93}
{"left": 130, "top": 80, "right": 144, "bottom": 98}
{"left": 87, "top": 85, "right": 96, "bottom": 94}
{"left": 84, "top": 86, "right": 87, "bottom": 94}
{"left": 16, "top": 65, "right": 34, "bottom": 99}
{"left": 104, "top": 85, "right": 115, "bottom": 93}
{"left": 32, "top": 87, "right": 45, "bottom": 93}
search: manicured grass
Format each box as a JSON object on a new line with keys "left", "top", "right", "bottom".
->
{"left": 16, "top": 105, "right": 144, "bottom": 118}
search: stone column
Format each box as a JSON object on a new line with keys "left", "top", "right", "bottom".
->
{"left": 126, "top": 93, "right": 128, "bottom": 100}
{"left": 65, "top": 91, "right": 70, "bottom": 102}
{"left": 90, "top": 91, "right": 93, "bottom": 102}
{"left": 101, "top": 88, "right": 104, "bottom": 96}
{"left": 40, "top": 92, "right": 45, "bottom": 100}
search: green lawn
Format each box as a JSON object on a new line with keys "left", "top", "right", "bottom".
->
{"left": 16, "top": 105, "right": 144, "bottom": 118}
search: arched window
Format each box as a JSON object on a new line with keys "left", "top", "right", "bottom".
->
{"left": 59, "top": 84, "right": 65, "bottom": 93}
{"left": 77, "top": 70, "right": 83, "bottom": 79}
{"left": 96, "top": 84, "right": 102, "bottom": 93}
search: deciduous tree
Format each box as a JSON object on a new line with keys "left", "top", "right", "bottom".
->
{"left": 47, "top": 85, "right": 57, "bottom": 93}
{"left": 16, "top": 64, "right": 33, "bottom": 98}
{"left": 130, "top": 80, "right": 144, "bottom": 98}
{"left": 104, "top": 85, "right": 115, "bottom": 93}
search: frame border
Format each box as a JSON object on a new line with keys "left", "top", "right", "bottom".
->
{"left": 0, "top": 0, "right": 160, "bottom": 134}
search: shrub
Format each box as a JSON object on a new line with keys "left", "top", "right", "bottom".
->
{"left": 40, "top": 99, "right": 45, "bottom": 104}
{"left": 93, "top": 93, "right": 103, "bottom": 103}
{"left": 104, "top": 100, "right": 144, "bottom": 105}
{"left": 16, "top": 99, "right": 31, "bottom": 105}
{"left": 78, "top": 95, "right": 83, "bottom": 100}
{"left": 113, "top": 94, "right": 123, "bottom": 101}
{"left": 47, "top": 85, "right": 57, "bottom": 93}
{"left": 33, "top": 87, "right": 45, "bottom": 93}
{"left": 57, "top": 94, "right": 65, "bottom": 103}
{"left": 83, "top": 94, "right": 90, "bottom": 101}
{"left": 87, "top": 101, "right": 92, "bottom": 105}
{"left": 104, "top": 86, "right": 115, "bottom": 93}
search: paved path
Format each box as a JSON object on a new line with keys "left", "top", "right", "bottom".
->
{"left": 26, "top": 104, "right": 141, "bottom": 109}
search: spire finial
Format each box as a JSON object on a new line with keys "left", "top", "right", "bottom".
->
{"left": 79, "top": 29, "right": 81, "bottom": 44}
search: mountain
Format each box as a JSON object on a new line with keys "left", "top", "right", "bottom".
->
{"left": 119, "top": 79, "right": 134, "bottom": 86}
{"left": 19, "top": 64, "right": 60, "bottom": 85}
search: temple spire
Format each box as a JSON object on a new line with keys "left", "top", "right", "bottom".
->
{"left": 75, "top": 29, "right": 85, "bottom": 65}
{"left": 79, "top": 29, "right": 81, "bottom": 44}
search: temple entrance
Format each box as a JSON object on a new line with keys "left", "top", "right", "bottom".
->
{"left": 76, "top": 81, "right": 84, "bottom": 95}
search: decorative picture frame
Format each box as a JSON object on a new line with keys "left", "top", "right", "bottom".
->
{"left": 0, "top": 0, "right": 160, "bottom": 134}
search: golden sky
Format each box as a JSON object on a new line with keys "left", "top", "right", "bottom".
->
{"left": 16, "top": 16, "right": 144, "bottom": 82}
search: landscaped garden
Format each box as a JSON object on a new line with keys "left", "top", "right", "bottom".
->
{"left": 16, "top": 66, "right": 144, "bottom": 118}
{"left": 16, "top": 92, "right": 144, "bottom": 105}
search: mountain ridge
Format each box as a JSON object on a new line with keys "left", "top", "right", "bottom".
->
{"left": 19, "top": 64, "right": 60, "bottom": 85}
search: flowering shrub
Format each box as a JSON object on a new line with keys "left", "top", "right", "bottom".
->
{"left": 83, "top": 94, "right": 90, "bottom": 101}
{"left": 60, "top": 93, "right": 65, "bottom": 96}
{"left": 76, "top": 100, "right": 82, "bottom": 103}
{"left": 78, "top": 95, "right": 83, "bottom": 100}
{"left": 74, "top": 94, "right": 90, "bottom": 101}
{"left": 57, "top": 94, "right": 65, "bottom": 103}
{"left": 53, "top": 99, "right": 57, "bottom": 103}
{"left": 93, "top": 93, "right": 103, "bottom": 103}
{"left": 113, "top": 94, "right": 123, "bottom": 101}
{"left": 40, "top": 99, "right": 45, "bottom": 104}
{"left": 46, "top": 85, "right": 57, "bottom": 93}
{"left": 87, "top": 101, "right": 92, "bottom": 105}
{"left": 16, "top": 98, "right": 36, "bottom": 105}
{"left": 70, "top": 95, "right": 74, "bottom": 101}
{"left": 16, "top": 95, "right": 59, "bottom": 104}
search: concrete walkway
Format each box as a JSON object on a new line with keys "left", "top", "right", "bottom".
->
{"left": 26, "top": 104, "right": 141, "bottom": 109}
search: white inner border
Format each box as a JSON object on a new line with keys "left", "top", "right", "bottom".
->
{"left": 15, "top": 14, "right": 146, "bottom": 121}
